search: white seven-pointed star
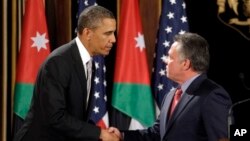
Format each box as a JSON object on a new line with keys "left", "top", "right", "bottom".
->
{"left": 134, "top": 32, "right": 145, "bottom": 52}
{"left": 31, "top": 32, "right": 49, "bottom": 52}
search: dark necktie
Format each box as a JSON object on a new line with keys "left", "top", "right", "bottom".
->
{"left": 169, "top": 88, "right": 182, "bottom": 117}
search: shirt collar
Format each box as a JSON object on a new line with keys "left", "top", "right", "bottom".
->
{"left": 180, "top": 74, "right": 201, "bottom": 93}
{"left": 75, "top": 37, "right": 92, "bottom": 64}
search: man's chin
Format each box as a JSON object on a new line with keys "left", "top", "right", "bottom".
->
{"left": 98, "top": 53, "right": 108, "bottom": 57}
{"left": 103, "top": 50, "right": 111, "bottom": 56}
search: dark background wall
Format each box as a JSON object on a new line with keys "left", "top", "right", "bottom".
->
{"left": 185, "top": 0, "right": 250, "bottom": 126}
{"left": 186, "top": 0, "right": 250, "bottom": 104}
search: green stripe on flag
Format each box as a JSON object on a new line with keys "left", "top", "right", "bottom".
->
{"left": 14, "top": 83, "right": 34, "bottom": 119}
{"left": 112, "top": 83, "right": 155, "bottom": 127}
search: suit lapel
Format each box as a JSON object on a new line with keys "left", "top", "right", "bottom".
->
{"left": 160, "top": 90, "right": 175, "bottom": 140}
{"left": 166, "top": 92, "right": 194, "bottom": 130}
{"left": 162, "top": 74, "right": 207, "bottom": 140}
{"left": 70, "top": 40, "right": 88, "bottom": 111}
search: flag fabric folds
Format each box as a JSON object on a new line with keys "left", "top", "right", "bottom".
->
{"left": 77, "top": 0, "right": 97, "bottom": 17}
{"left": 13, "top": 0, "right": 51, "bottom": 120}
{"left": 89, "top": 55, "right": 109, "bottom": 128}
{"left": 151, "top": 0, "right": 189, "bottom": 108}
{"left": 112, "top": 0, "right": 155, "bottom": 129}
{"left": 77, "top": 0, "right": 109, "bottom": 129}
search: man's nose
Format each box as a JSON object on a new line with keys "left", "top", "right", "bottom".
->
{"left": 110, "top": 34, "right": 116, "bottom": 43}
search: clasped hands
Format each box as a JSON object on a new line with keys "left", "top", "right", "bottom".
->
{"left": 100, "top": 127, "right": 122, "bottom": 141}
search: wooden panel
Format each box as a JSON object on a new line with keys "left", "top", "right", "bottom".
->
{"left": 45, "top": 0, "right": 71, "bottom": 50}
{"left": 1, "top": 0, "right": 7, "bottom": 140}
{"left": 139, "top": 0, "right": 160, "bottom": 74}
{"left": 11, "top": 0, "right": 18, "bottom": 135}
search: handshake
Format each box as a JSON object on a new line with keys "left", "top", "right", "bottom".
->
{"left": 100, "top": 127, "right": 122, "bottom": 141}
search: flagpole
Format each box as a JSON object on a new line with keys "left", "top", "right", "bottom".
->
{"left": 11, "top": 0, "right": 18, "bottom": 134}
{"left": 2, "top": 0, "right": 8, "bottom": 140}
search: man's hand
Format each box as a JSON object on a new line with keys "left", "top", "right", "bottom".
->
{"left": 108, "top": 127, "right": 122, "bottom": 139}
{"left": 100, "top": 129, "right": 120, "bottom": 141}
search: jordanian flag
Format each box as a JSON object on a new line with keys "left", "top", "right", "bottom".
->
{"left": 112, "top": 0, "right": 155, "bottom": 129}
{"left": 14, "top": 0, "right": 51, "bottom": 120}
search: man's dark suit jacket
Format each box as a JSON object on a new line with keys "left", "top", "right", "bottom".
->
{"left": 124, "top": 74, "right": 232, "bottom": 141}
{"left": 13, "top": 40, "right": 100, "bottom": 141}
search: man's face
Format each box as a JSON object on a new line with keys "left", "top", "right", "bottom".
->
{"left": 88, "top": 18, "right": 116, "bottom": 56}
{"left": 166, "top": 42, "right": 184, "bottom": 82}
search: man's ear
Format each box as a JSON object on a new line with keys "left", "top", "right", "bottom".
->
{"left": 183, "top": 59, "right": 191, "bottom": 70}
{"left": 83, "top": 28, "right": 92, "bottom": 40}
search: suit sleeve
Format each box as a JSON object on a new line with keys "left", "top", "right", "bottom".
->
{"left": 202, "top": 88, "right": 232, "bottom": 141}
{"left": 123, "top": 119, "right": 161, "bottom": 141}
